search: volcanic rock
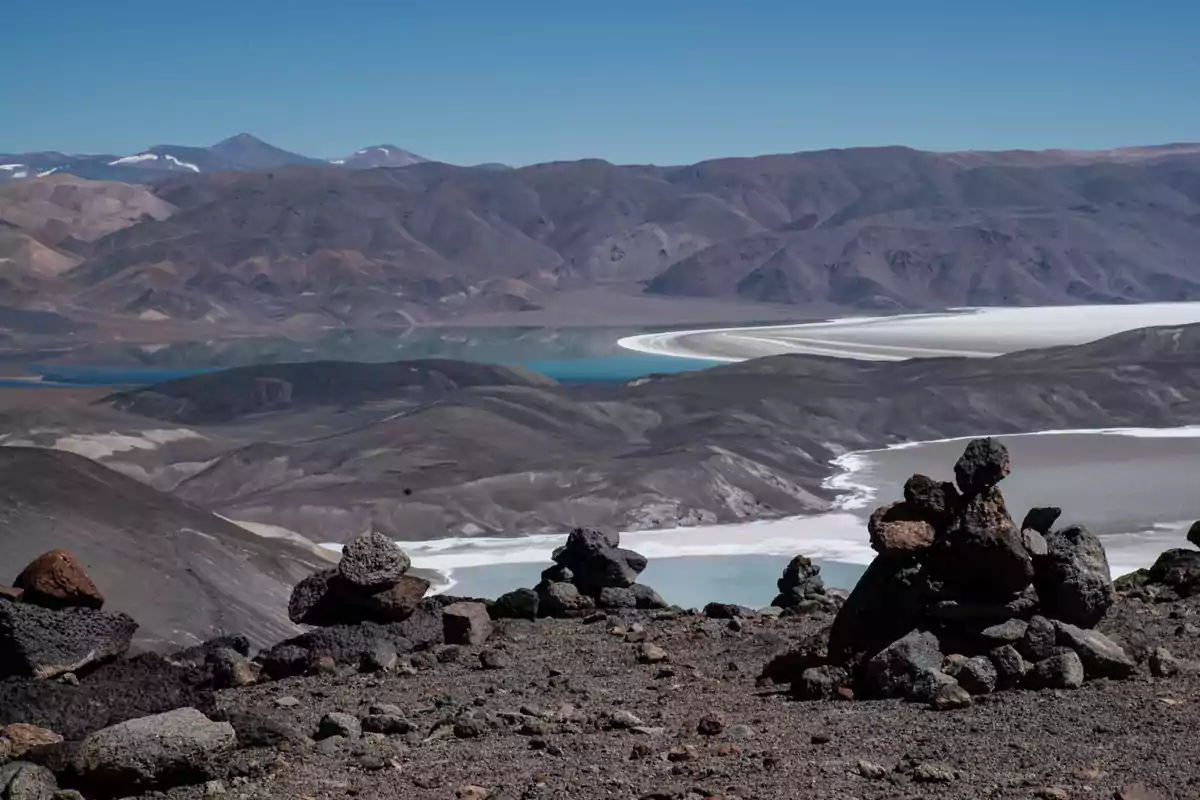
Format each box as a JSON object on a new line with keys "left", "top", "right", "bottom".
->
{"left": 337, "top": 532, "right": 410, "bottom": 588}
{"left": 442, "top": 602, "right": 492, "bottom": 646}
{"left": 1021, "top": 507, "right": 1062, "bottom": 536}
{"left": 935, "top": 487, "right": 1034, "bottom": 598}
{"left": 863, "top": 630, "right": 943, "bottom": 699}
{"left": 0, "top": 602, "right": 136, "bottom": 680}
{"left": 1034, "top": 525, "right": 1114, "bottom": 627}
{"left": 0, "top": 761, "right": 58, "bottom": 799}
{"left": 13, "top": 550, "right": 104, "bottom": 611}
{"left": 958, "top": 656, "right": 998, "bottom": 694}
{"left": 868, "top": 502, "right": 937, "bottom": 556}
{"left": 288, "top": 570, "right": 428, "bottom": 626}
{"left": 827, "top": 555, "right": 932, "bottom": 667}
{"left": 1052, "top": 621, "right": 1136, "bottom": 680}
{"left": 953, "top": 437, "right": 1011, "bottom": 495}
{"left": 552, "top": 528, "right": 641, "bottom": 594}
{"left": 489, "top": 588, "right": 538, "bottom": 620}
{"left": 70, "top": 707, "right": 235, "bottom": 797}
{"left": 989, "top": 644, "right": 1027, "bottom": 688}
{"left": 903, "top": 474, "right": 960, "bottom": 528}
{"left": 1019, "top": 615, "right": 1058, "bottom": 662}
{"left": 630, "top": 584, "right": 666, "bottom": 610}
{"left": 0, "top": 587, "right": 21, "bottom": 603}
{"left": 597, "top": 587, "right": 637, "bottom": 609}
{"left": 536, "top": 582, "right": 593, "bottom": 618}
{"left": 794, "top": 665, "right": 849, "bottom": 700}
{"left": 1024, "top": 651, "right": 1085, "bottom": 690}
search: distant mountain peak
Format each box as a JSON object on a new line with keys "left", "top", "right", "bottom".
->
{"left": 333, "top": 145, "right": 428, "bottom": 169}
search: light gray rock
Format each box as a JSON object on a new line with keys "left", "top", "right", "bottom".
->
{"left": 794, "top": 665, "right": 848, "bottom": 700}
{"left": 1025, "top": 651, "right": 1085, "bottom": 690}
{"left": 0, "top": 761, "right": 58, "bottom": 800}
{"left": 930, "top": 683, "right": 973, "bottom": 710}
{"left": 958, "top": 656, "right": 998, "bottom": 694}
{"left": 1052, "top": 621, "right": 1136, "bottom": 680}
{"left": 337, "top": 532, "right": 410, "bottom": 588}
{"left": 908, "top": 669, "right": 959, "bottom": 704}
{"left": 980, "top": 619, "right": 1028, "bottom": 645}
{"left": 70, "top": 708, "right": 235, "bottom": 795}
{"left": 864, "top": 630, "right": 944, "bottom": 699}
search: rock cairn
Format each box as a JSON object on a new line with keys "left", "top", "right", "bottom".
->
{"left": 287, "top": 531, "right": 430, "bottom": 626}
{"left": 771, "top": 555, "right": 840, "bottom": 613}
{"left": 491, "top": 527, "right": 667, "bottom": 619}
{"left": 767, "top": 437, "right": 1137, "bottom": 704}
{"left": 1, "top": 550, "right": 136, "bottom": 680}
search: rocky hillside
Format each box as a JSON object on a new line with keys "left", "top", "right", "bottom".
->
{"left": 2, "top": 144, "right": 1200, "bottom": 330}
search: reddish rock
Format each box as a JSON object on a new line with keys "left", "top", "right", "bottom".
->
{"left": 14, "top": 549, "right": 105, "bottom": 610}
{"left": 1, "top": 722, "right": 63, "bottom": 756}
{"left": 868, "top": 502, "right": 937, "bottom": 555}
{"left": 442, "top": 601, "right": 493, "bottom": 645}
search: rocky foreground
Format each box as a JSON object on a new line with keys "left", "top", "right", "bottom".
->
{"left": 3, "top": 439, "right": 1200, "bottom": 799}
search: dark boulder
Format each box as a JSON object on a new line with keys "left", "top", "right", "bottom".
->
{"left": 441, "top": 602, "right": 492, "bottom": 646}
{"left": 551, "top": 528, "right": 642, "bottom": 594}
{"left": 1052, "top": 621, "right": 1136, "bottom": 680}
{"left": 868, "top": 502, "right": 937, "bottom": 556}
{"left": 0, "top": 761, "right": 58, "bottom": 799}
{"left": 630, "top": 584, "right": 666, "bottom": 610}
{"left": 535, "top": 582, "right": 593, "bottom": 618}
{"left": 489, "top": 589, "right": 539, "bottom": 620}
{"left": 1020, "top": 507, "right": 1062, "bottom": 536}
{"left": 597, "top": 587, "right": 637, "bottom": 609}
{"left": 1188, "top": 521, "right": 1200, "bottom": 549}
{"left": 958, "top": 656, "right": 998, "bottom": 694}
{"left": 828, "top": 555, "right": 932, "bottom": 668}
{"left": 1018, "top": 615, "right": 1057, "bottom": 662}
{"left": 759, "top": 630, "right": 829, "bottom": 686}
{"left": 989, "top": 644, "right": 1026, "bottom": 688}
{"left": 953, "top": 438, "right": 1011, "bottom": 495}
{"left": 777, "top": 555, "right": 825, "bottom": 595}
{"left": 862, "top": 630, "right": 943, "bottom": 699}
{"left": 13, "top": 550, "right": 105, "bottom": 611}
{"left": 1034, "top": 525, "right": 1114, "bottom": 627}
{"left": 903, "top": 474, "right": 960, "bottom": 528}
{"left": 935, "top": 487, "right": 1033, "bottom": 598}
{"left": 288, "top": 570, "right": 429, "bottom": 626}
{"left": 259, "top": 607, "right": 442, "bottom": 679}
{"left": 794, "top": 665, "right": 849, "bottom": 700}
{"left": 337, "top": 532, "right": 410, "bottom": 588}
{"left": 0, "top": 603, "right": 136, "bottom": 680}
{"left": 704, "top": 603, "right": 754, "bottom": 620}
{"left": 1142, "top": 549, "right": 1200, "bottom": 598}
{"left": 1024, "top": 650, "right": 1084, "bottom": 690}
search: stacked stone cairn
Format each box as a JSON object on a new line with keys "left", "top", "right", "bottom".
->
{"left": 287, "top": 531, "right": 430, "bottom": 626}
{"left": 769, "top": 437, "right": 1138, "bottom": 706}
{"left": 771, "top": 555, "right": 840, "bottom": 613}
{"left": 0, "top": 549, "right": 137, "bottom": 680}
{"left": 490, "top": 527, "right": 667, "bottom": 619}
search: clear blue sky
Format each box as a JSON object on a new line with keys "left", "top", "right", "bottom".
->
{"left": 3, "top": 0, "right": 1197, "bottom": 165}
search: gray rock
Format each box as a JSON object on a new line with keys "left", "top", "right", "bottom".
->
{"left": 793, "top": 666, "right": 848, "bottom": 700}
{"left": 1150, "top": 647, "right": 1179, "bottom": 678}
{"left": 989, "top": 644, "right": 1027, "bottom": 688}
{"left": 0, "top": 603, "right": 136, "bottom": 680}
{"left": 958, "top": 656, "right": 998, "bottom": 694}
{"left": 942, "top": 653, "right": 969, "bottom": 677}
{"left": 1025, "top": 651, "right": 1085, "bottom": 690}
{"left": 316, "top": 712, "right": 361, "bottom": 741}
{"left": 360, "top": 640, "right": 398, "bottom": 673}
{"left": 70, "top": 708, "right": 235, "bottom": 796}
{"left": 442, "top": 602, "right": 492, "bottom": 646}
{"left": 630, "top": 584, "right": 667, "bottom": 610}
{"left": 776, "top": 555, "right": 825, "bottom": 596}
{"left": 1035, "top": 525, "right": 1114, "bottom": 627}
{"left": 606, "top": 710, "right": 644, "bottom": 730}
{"left": 908, "top": 669, "right": 959, "bottom": 703}
{"left": 1019, "top": 615, "right": 1058, "bottom": 662}
{"left": 479, "top": 649, "right": 507, "bottom": 670}
{"left": 953, "top": 437, "right": 1011, "bottom": 495}
{"left": 552, "top": 528, "right": 641, "bottom": 594}
{"left": 1022, "top": 529, "right": 1049, "bottom": 557}
{"left": 980, "top": 619, "right": 1028, "bottom": 645}
{"left": 337, "top": 532, "right": 410, "bottom": 588}
{"left": 597, "top": 587, "right": 637, "bottom": 609}
{"left": 868, "top": 502, "right": 938, "bottom": 556}
{"left": 1020, "top": 507, "right": 1062, "bottom": 536}
{"left": 929, "top": 682, "right": 973, "bottom": 710}
{"left": 827, "top": 556, "right": 934, "bottom": 667}
{"left": 0, "top": 761, "right": 58, "bottom": 800}
{"left": 864, "top": 630, "right": 944, "bottom": 699}
{"left": 489, "top": 589, "right": 538, "bottom": 620}
{"left": 206, "top": 648, "right": 257, "bottom": 688}
{"left": 1052, "top": 621, "right": 1136, "bottom": 680}
{"left": 1146, "top": 549, "right": 1200, "bottom": 597}
{"left": 360, "top": 714, "right": 411, "bottom": 735}
{"left": 452, "top": 718, "right": 489, "bottom": 739}
{"left": 539, "top": 564, "right": 573, "bottom": 584}
{"left": 536, "top": 582, "right": 594, "bottom": 618}
{"left": 289, "top": 569, "right": 428, "bottom": 626}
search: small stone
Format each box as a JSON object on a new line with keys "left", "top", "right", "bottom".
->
{"left": 942, "top": 654, "right": 969, "bottom": 677}
{"left": 1035, "top": 788, "right": 1069, "bottom": 800}
{"left": 1114, "top": 785, "right": 1168, "bottom": 800}
{"left": 479, "top": 649, "right": 508, "bottom": 670}
{"left": 607, "top": 710, "right": 645, "bottom": 730}
{"left": 912, "top": 763, "right": 957, "bottom": 783}
{"left": 274, "top": 695, "right": 301, "bottom": 708}
{"left": 208, "top": 648, "right": 258, "bottom": 688}
{"left": 990, "top": 644, "right": 1027, "bottom": 689}
{"left": 667, "top": 745, "right": 697, "bottom": 762}
{"left": 930, "top": 683, "right": 973, "bottom": 710}
{"left": 980, "top": 619, "right": 1029, "bottom": 645}
{"left": 453, "top": 718, "right": 489, "bottom": 739}
{"left": 630, "top": 742, "right": 653, "bottom": 759}
{"left": 696, "top": 712, "right": 726, "bottom": 736}
{"left": 856, "top": 760, "right": 889, "bottom": 780}
{"left": 457, "top": 785, "right": 490, "bottom": 800}
{"left": 625, "top": 629, "right": 647, "bottom": 643}
{"left": 204, "top": 780, "right": 227, "bottom": 797}
{"left": 1150, "top": 646, "right": 1179, "bottom": 678}
{"left": 58, "top": 672, "right": 79, "bottom": 687}
{"left": 810, "top": 731, "right": 832, "bottom": 744}
{"left": 1025, "top": 651, "right": 1085, "bottom": 690}
{"left": 316, "top": 712, "right": 361, "bottom": 741}
{"left": 727, "top": 617, "right": 744, "bottom": 632}
{"left": 1052, "top": 621, "right": 1136, "bottom": 680}
{"left": 1019, "top": 615, "right": 1058, "bottom": 662}
{"left": 1021, "top": 506, "right": 1062, "bottom": 536}
{"left": 360, "top": 714, "right": 411, "bottom": 735}
{"left": 794, "top": 665, "right": 848, "bottom": 700}
{"left": 518, "top": 719, "right": 547, "bottom": 736}
{"left": 954, "top": 437, "right": 1010, "bottom": 494}
{"left": 309, "top": 654, "right": 338, "bottom": 675}
{"left": 637, "top": 643, "right": 668, "bottom": 663}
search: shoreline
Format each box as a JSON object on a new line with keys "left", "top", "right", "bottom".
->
{"left": 617, "top": 301, "right": 1200, "bottom": 363}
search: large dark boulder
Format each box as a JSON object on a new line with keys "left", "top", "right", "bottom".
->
{"left": 903, "top": 474, "right": 960, "bottom": 528}
{"left": 13, "top": 550, "right": 105, "bottom": 611}
{"left": 862, "top": 630, "right": 944, "bottom": 699}
{"left": 0, "top": 603, "right": 136, "bottom": 680}
{"left": 953, "top": 438, "right": 1011, "bottom": 495}
{"left": 1142, "top": 549, "right": 1200, "bottom": 597}
{"left": 1034, "top": 525, "right": 1114, "bottom": 627}
{"left": 1052, "top": 621, "right": 1136, "bottom": 680}
{"left": 630, "top": 583, "right": 667, "bottom": 610}
{"left": 337, "top": 532, "right": 410, "bottom": 588}
{"left": 535, "top": 582, "right": 594, "bottom": 618}
{"left": 441, "top": 602, "right": 492, "bottom": 645}
{"left": 1188, "top": 521, "right": 1200, "bottom": 549}
{"left": 934, "top": 488, "right": 1033, "bottom": 599}
{"left": 828, "top": 555, "right": 932, "bottom": 668}
{"left": 489, "top": 588, "right": 539, "bottom": 620}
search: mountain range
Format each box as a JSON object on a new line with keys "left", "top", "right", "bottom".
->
{"left": 1, "top": 139, "right": 1200, "bottom": 334}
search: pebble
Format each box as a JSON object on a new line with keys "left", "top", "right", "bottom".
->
{"left": 453, "top": 718, "right": 490, "bottom": 739}
{"left": 912, "top": 763, "right": 956, "bottom": 783}
{"left": 930, "top": 683, "right": 973, "bottom": 710}
{"left": 1149, "top": 647, "right": 1179, "bottom": 678}
{"left": 856, "top": 760, "right": 888, "bottom": 779}
{"left": 810, "top": 731, "right": 832, "bottom": 744}
{"left": 457, "top": 785, "right": 490, "bottom": 800}
{"left": 608, "top": 710, "right": 645, "bottom": 730}
{"left": 697, "top": 712, "right": 727, "bottom": 736}
{"left": 479, "top": 649, "right": 508, "bottom": 670}
{"left": 630, "top": 742, "right": 653, "bottom": 759}
{"left": 274, "top": 695, "right": 301, "bottom": 708}
{"left": 1035, "top": 788, "right": 1069, "bottom": 800}
{"left": 637, "top": 643, "right": 668, "bottom": 663}
{"left": 317, "top": 712, "right": 361, "bottom": 740}
{"left": 667, "top": 745, "right": 697, "bottom": 762}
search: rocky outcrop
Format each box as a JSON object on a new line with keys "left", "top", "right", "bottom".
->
{"left": 0, "top": 601, "right": 136, "bottom": 680}
{"left": 525, "top": 528, "right": 667, "bottom": 618}
{"left": 287, "top": 534, "right": 428, "bottom": 626}
{"left": 774, "top": 438, "right": 1135, "bottom": 704}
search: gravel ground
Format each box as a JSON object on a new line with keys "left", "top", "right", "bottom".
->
{"left": 163, "top": 593, "right": 1200, "bottom": 800}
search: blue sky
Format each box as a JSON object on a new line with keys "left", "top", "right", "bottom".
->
{"left": 3, "top": 0, "right": 1197, "bottom": 165}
